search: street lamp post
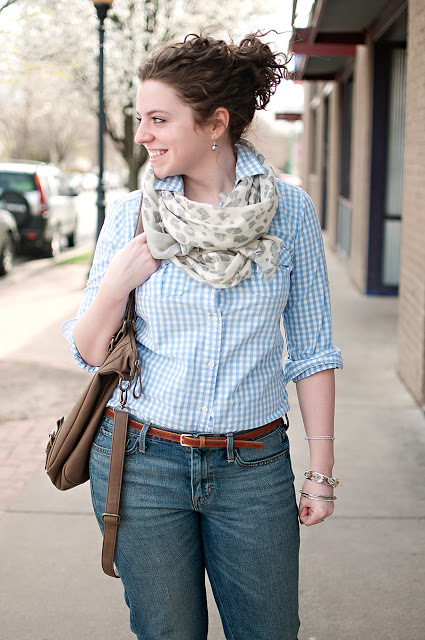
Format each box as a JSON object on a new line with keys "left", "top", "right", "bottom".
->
{"left": 92, "top": 0, "right": 113, "bottom": 240}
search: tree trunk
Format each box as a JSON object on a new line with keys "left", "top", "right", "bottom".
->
{"left": 127, "top": 145, "right": 148, "bottom": 191}
{"left": 127, "top": 154, "right": 139, "bottom": 191}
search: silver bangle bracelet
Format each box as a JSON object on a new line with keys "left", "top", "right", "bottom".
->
{"left": 304, "top": 470, "right": 339, "bottom": 488}
{"left": 299, "top": 491, "right": 337, "bottom": 502}
{"left": 305, "top": 436, "right": 335, "bottom": 440}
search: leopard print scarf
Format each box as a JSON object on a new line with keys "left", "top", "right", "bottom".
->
{"left": 141, "top": 139, "right": 282, "bottom": 289}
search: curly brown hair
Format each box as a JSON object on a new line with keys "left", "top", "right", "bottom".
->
{"left": 137, "top": 32, "right": 292, "bottom": 145}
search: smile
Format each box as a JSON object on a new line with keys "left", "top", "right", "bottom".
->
{"left": 148, "top": 150, "right": 167, "bottom": 158}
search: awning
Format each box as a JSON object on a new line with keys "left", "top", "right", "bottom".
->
{"left": 275, "top": 113, "right": 303, "bottom": 122}
{"left": 289, "top": 0, "right": 407, "bottom": 80}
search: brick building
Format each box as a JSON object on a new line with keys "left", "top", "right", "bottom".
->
{"left": 290, "top": 0, "right": 425, "bottom": 409}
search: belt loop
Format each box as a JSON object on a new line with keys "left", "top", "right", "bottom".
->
{"left": 226, "top": 434, "right": 234, "bottom": 463}
{"left": 138, "top": 423, "right": 150, "bottom": 453}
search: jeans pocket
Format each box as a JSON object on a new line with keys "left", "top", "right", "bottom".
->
{"left": 91, "top": 415, "right": 139, "bottom": 456}
{"left": 234, "top": 424, "right": 289, "bottom": 467}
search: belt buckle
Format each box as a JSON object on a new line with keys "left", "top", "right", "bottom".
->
{"left": 180, "top": 434, "right": 193, "bottom": 447}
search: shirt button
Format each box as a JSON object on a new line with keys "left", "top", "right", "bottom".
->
{"left": 202, "top": 406, "right": 208, "bottom": 413}
{"left": 211, "top": 315, "right": 218, "bottom": 322}
{"left": 208, "top": 361, "right": 214, "bottom": 369}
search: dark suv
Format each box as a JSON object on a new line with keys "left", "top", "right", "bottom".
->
{"left": 0, "top": 161, "right": 78, "bottom": 257}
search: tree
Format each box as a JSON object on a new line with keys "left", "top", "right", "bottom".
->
{"left": 0, "top": 0, "right": 98, "bottom": 164}
{"left": 0, "top": 0, "right": 19, "bottom": 14}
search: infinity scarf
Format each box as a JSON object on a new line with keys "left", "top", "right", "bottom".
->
{"left": 141, "top": 139, "right": 282, "bottom": 289}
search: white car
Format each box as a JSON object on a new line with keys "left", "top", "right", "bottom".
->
{"left": 0, "top": 208, "right": 19, "bottom": 276}
{"left": 0, "top": 161, "right": 78, "bottom": 257}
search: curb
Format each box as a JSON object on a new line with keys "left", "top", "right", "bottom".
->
{"left": 10, "top": 244, "right": 93, "bottom": 283}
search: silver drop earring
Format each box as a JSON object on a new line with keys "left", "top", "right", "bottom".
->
{"left": 211, "top": 139, "right": 218, "bottom": 151}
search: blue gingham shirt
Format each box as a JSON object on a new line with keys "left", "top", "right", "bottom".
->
{"left": 62, "top": 145, "right": 342, "bottom": 433}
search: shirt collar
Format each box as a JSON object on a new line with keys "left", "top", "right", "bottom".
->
{"left": 153, "top": 143, "right": 266, "bottom": 193}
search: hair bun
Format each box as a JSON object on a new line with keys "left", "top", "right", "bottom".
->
{"left": 230, "top": 32, "right": 292, "bottom": 110}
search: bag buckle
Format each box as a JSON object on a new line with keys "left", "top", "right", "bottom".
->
{"left": 101, "top": 512, "right": 121, "bottom": 524}
{"left": 44, "top": 433, "right": 56, "bottom": 466}
{"left": 118, "top": 376, "right": 132, "bottom": 409}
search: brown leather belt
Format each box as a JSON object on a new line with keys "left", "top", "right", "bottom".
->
{"left": 104, "top": 408, "right": 281, "bottom": 450}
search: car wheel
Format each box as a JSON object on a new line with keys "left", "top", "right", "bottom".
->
{"left": 0, "top": 233, "right": 15, "bottom": 276}
{"left": 66, "top": 229, "right": 77, "bottom": 247}
{"left": 45, "top": 226, "right": 61, "bottom": 258}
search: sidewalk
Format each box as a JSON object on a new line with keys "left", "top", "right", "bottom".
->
{"left": 0, "top": 245, "right": 424, "bottom": 640}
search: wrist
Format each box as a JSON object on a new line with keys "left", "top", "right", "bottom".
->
{"left": 304, "top": 469, "right": 339, "bottom": 488}
{"left": 308, "top": 457, "right": 334, "bottom": 475}
{"left": 99, "top": 277, "right": 131, "bottom": 307}
{"left": 302, "top": 478, "right": 335, "bottom": 496}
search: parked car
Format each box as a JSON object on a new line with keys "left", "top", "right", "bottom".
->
{"left": 0, "top": 208, "right": 19, "bottom": 276}
{"left": 0, "top": 161, "right": 79, "bottom": 257}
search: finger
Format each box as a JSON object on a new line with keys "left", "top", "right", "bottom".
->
{"left": 298, "top": 502, "right": 329, "bottom": 526}
{"left": 301, "top": 516, "right": 325, "bottom": 527}
{"left": 298, "top": 505, "right": 309, "bottom": 523}
{"left": 134, "top": 231, "right": 148, "bottom": 243}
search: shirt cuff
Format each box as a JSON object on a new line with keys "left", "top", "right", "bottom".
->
{"left": 283, "top": 347, "right": 343, "bottom": 384}
{"left": 61, "top": 318, "right": 100, "bottom": 374}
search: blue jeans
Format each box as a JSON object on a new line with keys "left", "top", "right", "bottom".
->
{"left": 89, "top": 415, "right": 300, "bottom": 640}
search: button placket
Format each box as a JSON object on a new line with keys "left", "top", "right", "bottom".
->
{"left": 198, "top": 301, "right": 222, "bottom": 429}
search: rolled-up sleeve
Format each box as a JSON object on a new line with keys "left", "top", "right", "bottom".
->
{"left": 60, "top": 316, "right": 96, "bottom": 372}
{"left": 282, "top": 191, "right": 343, "bottom": 384}
{"left": 61, "top": 192, "right": 140, "bottom": 373}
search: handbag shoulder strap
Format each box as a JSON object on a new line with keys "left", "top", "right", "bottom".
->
{"left": 101, "top": 193, "right": 144, "bottom": 577}
{"left": 122, "top": 193, "right": 144, "bottom": 324}
{"left": 134, "top": 191, "right": 144, "bottom": 236}
{"left": 101, "top": 409, "right": 129, "bottom": 577}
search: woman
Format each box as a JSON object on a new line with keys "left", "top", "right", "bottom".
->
{"left": 63, "top": 32, "right": 342, "bottom": 640}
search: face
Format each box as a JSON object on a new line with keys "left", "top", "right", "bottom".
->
{"left": 135, "top": 79, "right": 213, "bottom": 180}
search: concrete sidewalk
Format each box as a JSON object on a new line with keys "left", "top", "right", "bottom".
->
{"left": 0, "top": 243, "right": 424, "bottom": 640}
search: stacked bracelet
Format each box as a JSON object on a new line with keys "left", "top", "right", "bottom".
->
{"left": 305, "top": 435, "right": 335, "bottom": 440}
{"left": 304, "top": 470, "right": 339, "bottom": 488}
{"left": 299, "top": 491, "right": 336, "bottom": 502}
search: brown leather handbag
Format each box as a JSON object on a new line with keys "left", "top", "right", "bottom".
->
{"left": 45, "top": 196, "right": 144, "bottom": 577}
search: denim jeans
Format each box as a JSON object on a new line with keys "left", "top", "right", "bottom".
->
{"left": 89, "top": 414, "right": 300, "bottom": 640}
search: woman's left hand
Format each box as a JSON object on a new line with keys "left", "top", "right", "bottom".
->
{"left": 298, "top": 478, "right": 335, "bottom": 526}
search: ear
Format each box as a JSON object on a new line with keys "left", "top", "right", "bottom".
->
{"left": 210, "top": 107, "right": 230, "bottom": 139}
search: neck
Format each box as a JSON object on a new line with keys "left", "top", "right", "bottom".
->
{"left": 183, "top": 144, "right": 237, "bottom": 205}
